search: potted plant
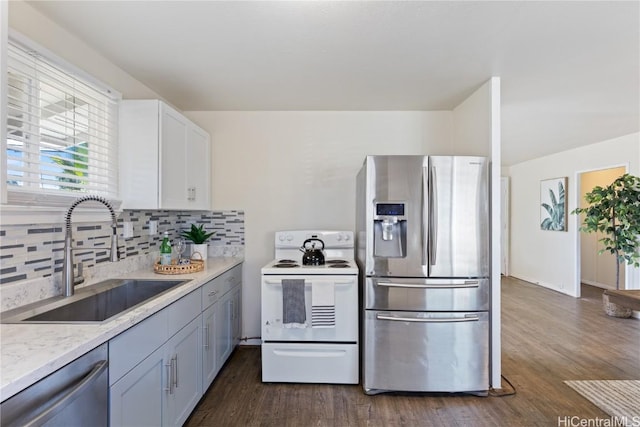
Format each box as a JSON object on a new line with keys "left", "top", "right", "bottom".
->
{"left": 572, "top": 173, "right": 640, "bottom": 317}
{"left": 181, "top": 224, "right": 215, "bottom": 260}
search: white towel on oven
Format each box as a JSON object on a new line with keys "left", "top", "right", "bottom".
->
{"left": 311, "top": 281, "right": 335, "bottom": 328}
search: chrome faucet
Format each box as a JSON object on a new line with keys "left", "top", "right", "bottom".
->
{"left": 62, "top": 195, "right": 119, "bottom": 297}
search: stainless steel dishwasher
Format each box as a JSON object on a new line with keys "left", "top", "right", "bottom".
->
{"left": 1, "top": 343, "right": 108, "bottom": 427}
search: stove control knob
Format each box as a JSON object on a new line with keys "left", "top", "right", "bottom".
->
{"left": 278, "top": 235, "right": 285, "bottom": 241}
{"left": 286, "top": 234, "right": 293, "bottom": 241}
{"left": 343, "top": 234, "right": 350, "bottom": 241}
{"left": 336, "top": 234, "right": 342, "bottom": 241}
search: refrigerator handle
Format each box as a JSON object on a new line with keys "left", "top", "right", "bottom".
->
{"left": 421, "top": 166, "right": 428, "bottom": 267}
{"left": 376, "top": 314, "right": 479, "bottom": 323}
{"left": 429, "top": 165, "right": 438, "bottom": 266}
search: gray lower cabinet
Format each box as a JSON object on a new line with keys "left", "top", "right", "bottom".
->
{"left": 201, "top": 264, "right": 242, "bottom": 392}
{"left": 201, "top": 302, "right": 219, "bottom": 388}
{"left": 165, "top": 316, "right": 202, "bottom": 426}
{"left": 109, "top": 264, "right": 242, "bottom": 426}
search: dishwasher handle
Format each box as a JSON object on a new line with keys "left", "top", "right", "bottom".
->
{"left": 21, "top": 360, "right": 108, "bottom": 427}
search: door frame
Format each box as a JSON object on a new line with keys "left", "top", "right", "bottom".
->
{"left": 573, "top": 164, "right": 628, "bottom": 298}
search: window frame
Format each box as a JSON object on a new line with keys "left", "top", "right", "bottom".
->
{"left": 2, "top": 30, "right": 122, "bottom": 215}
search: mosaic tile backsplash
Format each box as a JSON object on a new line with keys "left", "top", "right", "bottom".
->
{"left": 0, "top": 210, "right": 244, "bottom": 285}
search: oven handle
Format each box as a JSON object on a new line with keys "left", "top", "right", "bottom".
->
{"left": 376, "top": 314, "right": 479, "bottom": 323}
{"left": 273, "top": 349, "right": 347, "bottom": 357}
{"left": 376, "top": 280, "right": 479, "bottom": 289}
{"left": 264, "top": 280, "right": 354, "bottom": 286}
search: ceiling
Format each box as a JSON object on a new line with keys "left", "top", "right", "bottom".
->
{"left": 27, "top": 1, "right": 640, "bottom": 166}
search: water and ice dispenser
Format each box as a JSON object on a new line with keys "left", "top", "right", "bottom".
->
{"left": 373, "top": 202, "right": 407, "bottom": 258}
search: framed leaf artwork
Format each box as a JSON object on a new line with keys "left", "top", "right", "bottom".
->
{"left": 540, "top": 177, "right": 567, "bottom": 231}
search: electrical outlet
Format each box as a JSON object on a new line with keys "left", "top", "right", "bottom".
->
{"left": 123, "top": 221, "right": 134, "bottom": 239}
{"left": 148, "top": 220, "right": 158, "bottom": 235}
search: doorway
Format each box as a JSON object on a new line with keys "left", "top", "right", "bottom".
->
{"left": 577, "top": 166, "right": 626, "bottom": 296}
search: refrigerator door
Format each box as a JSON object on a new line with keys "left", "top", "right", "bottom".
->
{"left": 363, "top": 310, "right": 489, "bottom": 394}
{"left": 360, "top": 155, "right": 429, "bottom": 278}
{"left": 428, "top": 156, "right": 489, "bottom": 278}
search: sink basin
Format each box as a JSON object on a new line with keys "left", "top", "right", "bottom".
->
{"left": 1, "top": 279, "right": 190, "bottom": 324}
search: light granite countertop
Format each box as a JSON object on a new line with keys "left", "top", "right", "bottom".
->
{"left": 0, "top": 257, "right": 243, "bottom": 402}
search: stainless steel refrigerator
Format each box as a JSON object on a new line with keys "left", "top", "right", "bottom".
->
{"left": 356, "top": 155, "right": 490, "bottom": 395}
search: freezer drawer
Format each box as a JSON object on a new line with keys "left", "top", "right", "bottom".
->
{"left": 365, "top": 277, "right": 489, "bottom": 311}
{"left": 262, "top": 343, "right": 358, "bottom": 384}
{"left": 363, "top": 310, "right": 488, "bottom": 394}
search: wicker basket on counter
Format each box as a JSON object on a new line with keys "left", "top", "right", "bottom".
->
{"left": 153, "top": 253, "right": 205, "bottom": 275}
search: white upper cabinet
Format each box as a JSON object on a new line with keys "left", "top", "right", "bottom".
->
{"left": 119, "top": 100, "right": 211, "bottom": 210}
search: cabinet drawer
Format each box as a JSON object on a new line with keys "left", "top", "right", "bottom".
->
{"left": 202, "top": 278, "right": 223, "bottom": 309}
{"left": 202, "top": 265, "right": 242, "bottom": 309}
{"left": 109, "top": 310, "right": 168, "bottom": 385}
{"left": 167, "top": 289, "right": 201, "bottom": 338}
{"left": 220, "top": 265, "right": 242, "bottom": 294}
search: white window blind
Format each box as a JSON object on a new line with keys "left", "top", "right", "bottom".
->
{"left": 5, "top": 37, "right": 119, "bottom": 206}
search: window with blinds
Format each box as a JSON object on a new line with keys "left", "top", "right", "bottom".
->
{"left": 5, "top": 37, "right": 119, "bottom": 206}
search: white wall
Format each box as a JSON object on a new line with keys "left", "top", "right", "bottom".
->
{"left": 8, "top": 0, "right": 159, "bottom": 100}
{"left": 452, "top": 77, "right": 502, "bottom": 389}
{"left": 185, "top": 111, "right": 453, "bottom": 341}
{"left": 507, "top": 133, "right": 640, "bottom": 296}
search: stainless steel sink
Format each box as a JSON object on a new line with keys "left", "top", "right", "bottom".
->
{"left": 0, "top": 279, "right": 190, "bottom": 324}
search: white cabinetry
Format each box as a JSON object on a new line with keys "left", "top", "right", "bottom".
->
{"left": 119, "top": 100, "right": 210, "bottom": 210}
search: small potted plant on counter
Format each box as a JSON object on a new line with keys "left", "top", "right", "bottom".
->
{"left": 572, "top": 173, "right": 640, "bottom": 317}
{"left": 181, "top": 224, "right": 215, "bottom": 260}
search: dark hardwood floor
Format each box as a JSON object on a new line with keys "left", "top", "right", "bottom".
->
{"left": 185, "top": 277, "right": 640, "bottom": 427}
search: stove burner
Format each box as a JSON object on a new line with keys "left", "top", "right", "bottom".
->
{"left": 278, "top": 259, "right": 297, "bottom": 263}
{"left": 274, "top": 263, "right": 298, "bottom": 268}
{"left": 326, "top": 259, "right": 348, "bottom": 264}
{"left": 329, "top": 264, "right": 350, "bottom": 268}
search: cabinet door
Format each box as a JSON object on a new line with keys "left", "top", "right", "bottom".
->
{"left": 186, "top": 125, "right": 210, "bottom": 210}
{"left": 215, "top": 292, "right": 234, "bottom": 368}
{"left": 232, "top": 286, "right": 242, "bottom": 346}
{"left": 160, "top": 104, "right": 189, "bottom": 209}
{"left": 165, "top": 317, "right": 203, "bottom": 427}
{"left": 201, "top": 302, "right": 218, "bottom": 391}
{"left": 110, "top": 346, "right": 166, "bottom": 427}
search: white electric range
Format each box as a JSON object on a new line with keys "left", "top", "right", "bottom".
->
{"left": 261, "top": 230, "right": 359, "bottom": 384}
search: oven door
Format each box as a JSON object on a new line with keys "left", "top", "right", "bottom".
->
{"left": 261, "top": 274, "right": 358, "bottom": 342}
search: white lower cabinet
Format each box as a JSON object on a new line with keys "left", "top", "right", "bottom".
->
{"left": 109, "top": 264, "right": 242, "bottom": 426}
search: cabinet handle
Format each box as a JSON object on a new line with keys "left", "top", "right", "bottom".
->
{"left": 208, "top": 290, "right": 218, "bottom": 297}
{"left": 204, "top": 323, "right": 210, "bottom": 349}
{"left": 172, "top": 355, "right": 178, "bottom": 389}
{"left": 164, "top": 360, "right": 173, "bottom": 394}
